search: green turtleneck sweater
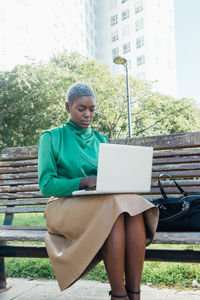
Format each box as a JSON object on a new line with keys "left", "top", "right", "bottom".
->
{"left": 38, "top": 120, "right": 109, "bottom": 197}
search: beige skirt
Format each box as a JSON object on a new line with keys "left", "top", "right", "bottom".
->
{"left": 44, "top": 193, "right": 159, "bottom": 291}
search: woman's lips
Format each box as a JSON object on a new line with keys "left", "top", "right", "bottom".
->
{"left": 82, "top": 120, "right": 91, "bottom": 125}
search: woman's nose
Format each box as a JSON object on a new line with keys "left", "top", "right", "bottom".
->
{"left": 84, "top": 110, "right": 90, "bottom": 117}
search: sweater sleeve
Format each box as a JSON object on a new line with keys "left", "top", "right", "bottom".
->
{"left": 38, "top": 132, "right": 82, "bottom": 197}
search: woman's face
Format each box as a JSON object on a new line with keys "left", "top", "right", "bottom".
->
{"left": 66, "top": 96, "right": 96, "bottom": 129}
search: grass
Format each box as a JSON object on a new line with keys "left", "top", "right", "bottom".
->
{"left": 1, "top": 213, "right": 200, "bottom": 289}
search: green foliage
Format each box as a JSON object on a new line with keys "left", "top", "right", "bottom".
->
{"left": 142, "top": 262, "right": 200, "bottom": 288}
{"left": 5, "top": 257, "right": 200, "bottom": 288}
{"left": 132, "top": 93, "right": 200, "bottom": 136}
{"left": 6, "top": 258, "right": 55, "bottom": 279}
{"left": 1, "top": 50, "right": 200, "bottom": 152}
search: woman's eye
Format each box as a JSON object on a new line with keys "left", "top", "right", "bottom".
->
{"left": 78, "top": 109, "right": 84, "bottom": 112}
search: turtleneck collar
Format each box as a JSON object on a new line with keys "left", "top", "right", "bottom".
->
{"left": 66, "top": 120, "right": 92, "bottom": 137}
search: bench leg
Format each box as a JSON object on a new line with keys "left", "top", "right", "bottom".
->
{"left": 0, "top": 257, "right": 6, "bottom": 289}
{"left": 0, "top": 212, "right": 14, "bottom": 290}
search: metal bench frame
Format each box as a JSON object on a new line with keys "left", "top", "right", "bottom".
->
{"left": 1, "top": 131, "right": 200, "bottom": 289}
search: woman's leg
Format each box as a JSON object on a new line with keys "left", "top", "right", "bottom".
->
{"left": 101, "top": 214, "right": 128, "bottom": 299}
{"left": 124, "top": 213, "right": 146, "bottom": 300}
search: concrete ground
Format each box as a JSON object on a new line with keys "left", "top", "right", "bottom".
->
{"left": 0, "top": 278, "right": 200, "bottom": 300}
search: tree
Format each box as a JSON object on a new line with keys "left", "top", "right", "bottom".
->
{"left": 1, "top": 51, "right": 200, "bottom": 152}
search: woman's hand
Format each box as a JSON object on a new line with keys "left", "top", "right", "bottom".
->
{"left": 79, "top": 177, "right": 97, "bottom": 191}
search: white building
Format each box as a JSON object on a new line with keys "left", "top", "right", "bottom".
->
{"left": 0, "top": 0, "right": 31, "bottom": 70}
{"left": 27, "top": 0, "right": 97, "bottom": 61}
{"left": 96, "top": 0, "right": 177, "bottom": 97}
{"left": 0, "top": 0, "right": 177, "bottom": 97}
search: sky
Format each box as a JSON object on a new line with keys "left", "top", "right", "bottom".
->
{"left": 174, "top": 0, "right": 200, "bottom": 103}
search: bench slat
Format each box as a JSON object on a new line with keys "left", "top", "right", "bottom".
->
{"left": 1, "top": 228, "right": 200, "bottom": 244}
{"left": 0, "top": 166, "right": 37, "bottom": 174}
{"left": 0, "top": 229, "right": 46, "bottom": 241}
{"left": 153, "top": 149, "right": 200, "bottom": 158}
{"left": 0, "top": 185, "right": 40, "bottom": 193}
{"left": 152, "top": 163, "right": 200, "bottom": 171}
{"left": 1, "top": 170, "right": 200, "bottom": 182}
{"left": 0, "top": 192, "right": 42, "bottom": 199}
{"left": 0, "top": 225, "right": 46, "bottom": 230}
{"left": 0, "top": 206, "right": 45, "bottom": 213}
{"left": 148, "top": 186, "right": 200, "bottom": 194}
{"left": 153, "top": 232, "right": 200, "bottom": 244}
{"left": 153, "top": 156, "right": 200, "bottom": 165}
{"left": 0, "top": 199, "right": 48, "bottom": 206}
{"left": 1, "top": 146, "right": 38, "bottom": 160}
{"left": 151, "top": 179, "right": 200, "bottom": 187}
{"left": 1, "top": 153, "right": 200, "bottom": 166}
{"left": 112, "top": 132, "right": 200, "bottom": 149}
{"left": 1, "top": 186, "right": 200, "bottom": 200}
{"left": 1, "top": 163, "right": 200, "bottom": 176}
{"left": 0, "top": 179, "right": 38, "bottom": 186}
{"left": 0, "top": 160, "right": 37, "bottom": 167}
{"left": 0, "top": 172, "right": 37, "bottom": 180}
{"left": 1, "top": 180, "right": 199, "bottom": 191}
{"left": 152, "top": 170, "right": 200, "bottom": 178}
{"left": 1, "top": 161, "right": 200, "bottom": 176}
{"left": 1, "top": 180, "right": 200, "bottom": 192}
{"left": 1, "top": 149, "right": 200, "bottom": 163}
{"left": 0, "top": 181, "right": 200, "bottom": 195}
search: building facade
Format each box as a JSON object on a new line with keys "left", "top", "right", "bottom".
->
{"left": 0, "top": 0, "right": 177, "bottom": 97}
{"left": 96, "top": 0, "right": 177, "bottom": 97}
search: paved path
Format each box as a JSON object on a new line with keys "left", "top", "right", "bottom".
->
{"left": 0, "top": 278, "right": 200, "bottom": 300}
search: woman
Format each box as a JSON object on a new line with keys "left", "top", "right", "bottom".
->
{"left": 38, "top": 83, "right": 159, "bottom": 300}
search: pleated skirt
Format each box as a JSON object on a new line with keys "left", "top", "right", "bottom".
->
{"left": 44, "top": 193, "right": 159, "bottom": 291}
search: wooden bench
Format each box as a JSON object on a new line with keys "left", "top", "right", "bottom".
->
{"left": 1, "top": 131, "right": 200, "bottom": 290}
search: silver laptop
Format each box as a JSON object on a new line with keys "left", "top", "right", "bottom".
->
{"left": 72, "top": 143, "right": 153, "bottom": 196}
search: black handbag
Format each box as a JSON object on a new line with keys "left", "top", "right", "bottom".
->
{"left": 152, "top": 174, "right": 200, "bottom": 231}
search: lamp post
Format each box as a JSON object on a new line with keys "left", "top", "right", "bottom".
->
{"left": 113, "top": 56, "right": 132, "bottom": 138}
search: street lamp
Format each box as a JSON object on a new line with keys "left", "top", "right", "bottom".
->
{"left": 113, "top": 56, "right": 132, "bottom": 138}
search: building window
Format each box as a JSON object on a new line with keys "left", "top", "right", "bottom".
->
{"left": 122, "top": 24, "right": 130, "bottom": 37}
{"left": 136, "top": 36, "right": 144, "bottom": 48}
{"left": 121, "top": 0, "right": 128, "bottom": 3}
{"left": 135, "top": 19, "right": 144, "bottom": 31}
{"left": 122, "top": 9, "right": 129, "bottom": 20}
{"left": 111, "top": 14, "right": 118, "bottom": 26}
{"left": 111, "top": 31, "right": 119, "bottom": 42}
{"left": 110, "top": 0, "right": 117, "bottom": 9}
{"left": 135, "top": 1, "right": 143, "bottom": 14}
{"left": 123, "top": 42, "right": 130, "bottom": 54}
{"left": 137, "top": 55, "right": 145, "bottom": 66}
{"left": 112, "top": 47, "right": 119, "bottom": 58}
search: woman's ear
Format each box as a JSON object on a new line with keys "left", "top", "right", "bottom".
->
{"left": 65, "top": 102, "right": 70, "bottom": 113}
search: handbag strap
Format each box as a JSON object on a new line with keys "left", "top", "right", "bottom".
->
{"left": 159, "top": 200, "right": 190, "bottom": 222}
{"left": 158, "top": 173, "right": 188, "bottom": 200}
